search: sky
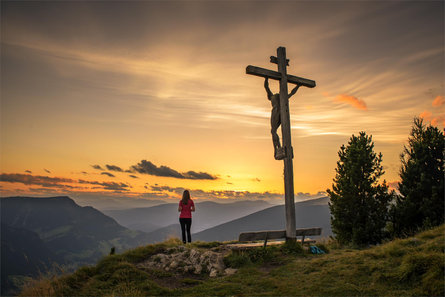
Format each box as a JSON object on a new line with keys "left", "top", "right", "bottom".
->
{"left": 0, "top": 1, "right": 443, "bottom": 204}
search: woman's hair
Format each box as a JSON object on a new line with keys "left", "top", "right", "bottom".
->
{"left": 182, "top": 190, "right": 191, "bottom": 205}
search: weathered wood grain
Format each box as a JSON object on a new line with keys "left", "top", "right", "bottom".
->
{"left": 246, "top": 65, "right": 316, "bottom": 88}
{"left": 270, "top": 55, "right": 289, "bottom": 66}
{"left": 238, "top": 227, "right": 322, "bottom": 242}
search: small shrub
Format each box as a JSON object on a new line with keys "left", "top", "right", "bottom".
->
{"left": 281, "top": 241, "right": 304, "bottom": 255}
{"left": 223, "top": 252, "right": 251, "bottom": 268}
{"left": 247, "top": 247, "right": 274, "bottom": 264}
{"left": 193, "top": 241, "right": 222, "bottom": 249}
{"left": 314, "top": 243, "right": 329, "bottom": 254}
{"left": 382, "top": 242, "right": 406, "bottom": 258}
{"left": 149, "top": 269, "right": 173, "bottom": 278}
{"left": 420, "top": 258, "right": 445, "bottom": 296}
{"left": 181, "top": 278, "right": 202, "bottom": 285}
{"left": 398, "top": 252, "right": 440, "bottom": 282}
{"left": 200, "top": 263, "right": 209, "bottom": 274}
{"left": 178, "top": 260, "right": 186, "bottom": 268}
{"left": 399, "top": 238, "right": 422, "bottom": 248}
{"left": 122, "top": 244, "right": 165, "bottom": 263}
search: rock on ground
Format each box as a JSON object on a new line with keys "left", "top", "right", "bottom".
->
{"left": 136, "top": 246, "right": 237, "bottom": 277}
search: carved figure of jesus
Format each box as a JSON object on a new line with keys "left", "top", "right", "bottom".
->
{"left": 264, "top": 77, "right": 300, "bottom": 160}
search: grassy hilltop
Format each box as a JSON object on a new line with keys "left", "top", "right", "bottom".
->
{"left": 22, "top": 225, "right": 444, "bottom": 297}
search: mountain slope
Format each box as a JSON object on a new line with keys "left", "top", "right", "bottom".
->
{"left": 22, "top": 225, "right": 445, "bottom": 297}
{"left": 193, "top": 197, "right": 332, "bottom": 242}
{"left": 72, "top": 195, "right": 166, "bottom": 211}
{"left": 104, "top": 200, "right": 271, "bottom": 233}
{"left": 1, "top": 196, "right": 156, "bottom": 295}
{"left": 1, "top": 196, "right": 149, "bottom": 263}
{"left": 1, "top": 224, "right": 60, "bottom": 296}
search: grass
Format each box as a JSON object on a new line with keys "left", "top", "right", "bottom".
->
{"left": 21, "top": 225, "right": 444, "bottom": 297}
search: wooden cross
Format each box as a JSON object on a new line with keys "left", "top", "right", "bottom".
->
{"left": 246, "top": 46, "right": 316, "bottom": 241}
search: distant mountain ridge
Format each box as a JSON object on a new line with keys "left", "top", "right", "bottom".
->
{"left": 193, "top": 197, "right": 332, "bottom": 242}
{"left": 72, "top": 195, "right": 167, "bottom": 211}
{"left": 140, "top": 197, "right": 332, "bottom": 244}
{"left": 104, "top": 200, "right": 271, "bottom": 233}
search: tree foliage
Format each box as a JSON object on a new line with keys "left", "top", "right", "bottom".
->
{"left": 391, "top": 118, "right": 444, "bottom": 236}
{"left": 327, "top": 132, "right": 392, "bottom": 245}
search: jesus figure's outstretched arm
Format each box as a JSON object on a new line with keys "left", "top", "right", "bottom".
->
{"left": 264, "top": 78, "right": 273, "bottom": 100}
{"left": 288, "top": 84, "right": 300, "bottom": 99}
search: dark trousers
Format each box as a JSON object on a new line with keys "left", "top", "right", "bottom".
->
{"left": 179, "top": 218, "right": 192, "bottom": 243}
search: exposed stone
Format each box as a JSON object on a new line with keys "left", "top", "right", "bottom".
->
{"left": 137, "top": 245, "right": 231, "bottom": 277}
{"left": 224, "top": 268, "right": 237, "bottom": 276}
{"left": 209, "top": 268, "right": 218, "bottom": 278}
{"left": 190, "top": 249, "right": 199, "bottom": 259}
{"left": 193, "top": 264, "right": 202, "bottom": 275}
{"left": 170, "top": 261, "right": 178, "bottom": 269}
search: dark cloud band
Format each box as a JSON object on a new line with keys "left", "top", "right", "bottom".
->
{"left": 101, "top": 172, "right": 115, "bottom": 177}
{"left": 91, "top": 165, "right": 104, "bottom": 170}
{"left": 131, "top": 160, "right": 217, "bottom": 180}
{"left": 1, "top": 173, "right": 130, "bottom": 192}
{"left": 105, "top": 164, "right": 124, "bottom": 172}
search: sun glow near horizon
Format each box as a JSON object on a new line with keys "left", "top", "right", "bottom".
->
{"left": 1, "top": 1, "right": 443, "bottom": 202}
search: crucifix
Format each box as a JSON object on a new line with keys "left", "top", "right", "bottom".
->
{"left": 246, "top": 47, "right": 316, "bottom": 241}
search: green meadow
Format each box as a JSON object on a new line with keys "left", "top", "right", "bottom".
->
{"left": 22, "top": 225, "right": 444, "bottom": 297}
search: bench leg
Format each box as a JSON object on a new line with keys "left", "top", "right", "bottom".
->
{"left": 263, "top": 232, "right": 269, "bottom": 248}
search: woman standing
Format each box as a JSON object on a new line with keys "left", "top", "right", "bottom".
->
{"left": 178, "top": 190, "right": 195, "bottom": 244}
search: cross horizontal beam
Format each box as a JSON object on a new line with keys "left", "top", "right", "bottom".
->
{"left": 246, "top": 65, "right": 316, "bottom": 88}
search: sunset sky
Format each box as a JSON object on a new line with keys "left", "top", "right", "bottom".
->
{"left": 1, "top": 1, "right": 443, "bottom": 204}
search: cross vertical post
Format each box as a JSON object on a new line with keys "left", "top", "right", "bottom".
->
{"left": 277, "top": 47, "right": 296, "bottom": 241}
{"left": 245, "top": 46, "right": 316, "bottom": 243}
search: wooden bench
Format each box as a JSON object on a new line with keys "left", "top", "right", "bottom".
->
{"left": 235, "top": 227, "right": 322, "bottom": 248}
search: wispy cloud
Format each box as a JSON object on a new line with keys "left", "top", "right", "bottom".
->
{"left": 91, "top": 165, "right": 104, "bottom": 170}
{"left": 146, "top": 185, "right": 326, "bottom": 202}
{"left": 432, "top": 95, "right": 444, "bottom": 107}
{"left": 334, "top": 94, "right": 367, "bottom": 110}
{"left": 78, "top": 180, "right": 130, "bottom": 191}
{"left": 44, "top": 169, "right": 51, "bottom": 173}
{"left": 0, "top": 173, "right": 75, "bottom": 188}
{"left": 0, "top": 173, "right": 130, "bottom": 192}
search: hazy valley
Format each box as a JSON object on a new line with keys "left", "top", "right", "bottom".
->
{"left": 0, "top": 195, "right": 331, "bottom": 295}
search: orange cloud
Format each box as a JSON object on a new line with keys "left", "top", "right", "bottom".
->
{"left": 334, "top": 94, "right": 367, "bottom": 110}
{"left": 419, "top": 110, "right": 432, "bottom": 121}
{"left": 419, "top": 111, "right": 444, "bottom": 126}
{"left": 432, "top": 95, "right": 444, "bottom": 107}
{"left": 431, "top": 115, "right": 445, "bottom": 126}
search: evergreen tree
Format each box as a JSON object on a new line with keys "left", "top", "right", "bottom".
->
{"left": 391, "top": 118, "right": 444, "bottom": 236}
{"left": 327, "top": 132, "right": 392, "bottom": 245}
